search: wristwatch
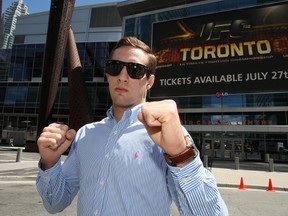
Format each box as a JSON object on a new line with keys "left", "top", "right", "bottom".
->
{"left": 164, "top": 135, "right": 197, "bottom": 166}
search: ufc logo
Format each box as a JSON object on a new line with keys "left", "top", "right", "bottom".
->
{"left": 197, "top": 19, "right": 251, "bottom": 41}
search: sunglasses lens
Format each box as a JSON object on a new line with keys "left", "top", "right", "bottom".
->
{"left": 105, "top": 61, "right": 123, "bottom": 76}
{"left": 127, "top": 64, "right": 146, "bottom": 79}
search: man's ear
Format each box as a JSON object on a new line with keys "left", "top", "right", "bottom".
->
{"left": 147, "top": 74, "right": 155, "bottom": 89}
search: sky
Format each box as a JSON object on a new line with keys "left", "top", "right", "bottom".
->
{"left": 2, "top": 0, "right": 124, "bottom": 14}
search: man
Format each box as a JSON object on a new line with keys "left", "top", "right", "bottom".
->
{"left": 36, "top": 37, "right": 228, "bottom": 215}
{"left": 9, "top": 137, "right": 14, "bottom": 147}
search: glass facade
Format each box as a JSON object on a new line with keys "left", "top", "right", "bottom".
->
{"left": 0, "top": 41, "right": 115, "bottom": 146}
{"left": 123, "top": 0, "right": 288, "bottom": 161}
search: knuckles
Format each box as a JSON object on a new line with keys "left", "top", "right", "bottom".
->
{"left": 142, "top": 100, "right": 177, "bottom": 116}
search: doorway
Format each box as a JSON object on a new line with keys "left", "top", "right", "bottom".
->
{"left": 202, "top": 138, "right": 243, "bottom": 159}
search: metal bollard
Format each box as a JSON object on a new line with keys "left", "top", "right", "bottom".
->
{"left": 203, "top": 155, "right": 208, "bottom": 168}
{"left": 16, "top": 148, "right": 23, "bottom": 162}
{"left": 269, "top": 158, "right": 274, "bottom": 172}
{"left": 235, "top": 156, "right": 239, "bottom": 170}
{"left": 265, "top": 153, "right": 270, "bottom": 163}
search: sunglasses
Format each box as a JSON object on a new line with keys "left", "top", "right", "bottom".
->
{"left": 105, "top": 60, "right": 151, "bottom": 79}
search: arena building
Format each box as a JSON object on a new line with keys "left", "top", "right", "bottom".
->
{"left": 0, "top": 0, "right": 287, "bottom": 162}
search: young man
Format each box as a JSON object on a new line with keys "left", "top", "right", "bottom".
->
{"left": 36, "top": 37, "right": 228, "bottom": 215}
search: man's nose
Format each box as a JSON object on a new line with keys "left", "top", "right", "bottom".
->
{"left": 118, "top": 66, "right": 129, "bottom": 81}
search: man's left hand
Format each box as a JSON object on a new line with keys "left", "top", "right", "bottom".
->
{"left": 138, "top": 100, "right": 187, "bottom": 156}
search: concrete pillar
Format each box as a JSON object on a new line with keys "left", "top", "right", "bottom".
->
{"left": 235, "top": 156, "right": 239, "bottom": 170}
{"left": 265, "top": 153, "right": 270, "bottom": 163}
{"left": 16, "top": 148, "right": 23, "bottom": 162}
{"left": 269, "top": 158, "right": 274, "bottom": 172}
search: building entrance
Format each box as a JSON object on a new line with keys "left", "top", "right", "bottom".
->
{"left": 202, "top": 138, "right": 243, "bottom": 160}
{"left": 191, "top": 132, "right": 288, "bottom": 162}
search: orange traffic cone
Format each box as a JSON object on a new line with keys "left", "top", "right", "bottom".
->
{"left": 239, "top": 177, "right": 246, "bottom": 190}
{"left": 266, "top": 178, "right": 275, "bottom": 192}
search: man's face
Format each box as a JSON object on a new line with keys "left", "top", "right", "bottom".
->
{"left": 106, "top": 46, "right": 154, "bottom": 110}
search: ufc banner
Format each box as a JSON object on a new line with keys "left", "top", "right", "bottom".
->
{"left": 151, "top": 3, "right": 288, "bottom": 97}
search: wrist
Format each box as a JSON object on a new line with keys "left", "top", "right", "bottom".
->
{"left": 40, "top": 158, "right": 59, "bottom": 170}
{"left": 167, "top": 142, "right": 187, "bottom": 157}
{"left": 164, "top": 135, "right": 197, "bottom": 167}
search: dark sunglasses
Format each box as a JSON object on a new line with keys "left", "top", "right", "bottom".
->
{"left": 105, "top": 60, "right": 151, "bottom": 79}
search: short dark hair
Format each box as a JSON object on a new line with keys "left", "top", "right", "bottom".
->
{"left": 110, "top": 37, "right": 157, "bottom": 76}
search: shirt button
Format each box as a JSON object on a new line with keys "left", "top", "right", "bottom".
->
{"left": 94, "top": 210, "right": 99, "bottom": 215}
{"left": 181, "top": 177, "right": 190, "bottom": 184}
{"left": 100, "top": 181, "right": 105, "bottom": 187}
{"left": 113, "top": 130, "right": 118, "bottom": 135}
{"left": 105, "top": 154, "right": 109, "bottom": 159}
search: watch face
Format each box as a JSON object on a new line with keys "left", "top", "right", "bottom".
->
{"left": 185, "top": 135, "right": 194, "bottom": 147}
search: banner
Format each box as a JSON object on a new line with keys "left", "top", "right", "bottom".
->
{"left": 151, "top": 3, "right": 288, "bottom": 97}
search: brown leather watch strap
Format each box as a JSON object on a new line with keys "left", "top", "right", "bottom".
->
{"left": 164, "top": 146, "right": 196, "bottom": 166}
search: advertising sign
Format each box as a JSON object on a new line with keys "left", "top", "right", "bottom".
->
{"left": 151, "top": 3, "right": 288, "bottom": 97}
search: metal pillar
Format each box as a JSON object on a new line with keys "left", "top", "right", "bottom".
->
{"left": 26, "top": 0, "right": 76, "bottom": 152}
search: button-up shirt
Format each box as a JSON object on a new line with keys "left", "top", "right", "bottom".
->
{"left": 36, "top": 104, "right": 228, "bottom": 216}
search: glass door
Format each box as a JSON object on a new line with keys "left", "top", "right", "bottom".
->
{"left": 213, "top": 139, "right": 223, "bottom": 158}
{"left": 202, "top": 139, "right": 213, "bottom": 157}
{"left": 222, "top": 139, "right": 243, "bottom": 159}
{"left": 202, "top": 138, "right": 244, "bottom": 159}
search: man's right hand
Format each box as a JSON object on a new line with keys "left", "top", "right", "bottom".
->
{"left": 37, "top": 123, "right": 76, "bottom": 170}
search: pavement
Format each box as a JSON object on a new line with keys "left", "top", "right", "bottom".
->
{"left": 1, "top": 146, "right": 288, "bottom": 192}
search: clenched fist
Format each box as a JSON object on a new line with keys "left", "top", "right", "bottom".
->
{"left": 138, "top": 100, "right": 187, "bottom": 156}
{"left": 37, "top": 123, "right": 76, "bottom": 170}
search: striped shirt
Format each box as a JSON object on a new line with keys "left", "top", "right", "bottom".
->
{"left": 36, "top": 104, "right": 228, "bottom": 216}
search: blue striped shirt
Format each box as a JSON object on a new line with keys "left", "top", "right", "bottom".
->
{"left": 36, "top": 104, "right": 228, "bottom": 216}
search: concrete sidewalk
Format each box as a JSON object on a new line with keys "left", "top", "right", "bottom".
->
{"left": 1, "top": 147, "right": 288, "bottom": 191}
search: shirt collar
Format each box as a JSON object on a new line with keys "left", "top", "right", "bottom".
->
{"left": 106, "top": 103, "right": 144, "bottom": 124}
